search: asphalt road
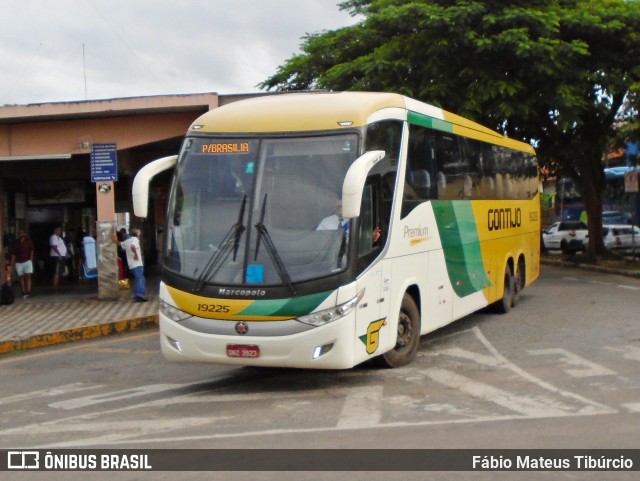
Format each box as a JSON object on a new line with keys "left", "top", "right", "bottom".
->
{"left": 1, "top": 264, "right": 639, "bottom": 480}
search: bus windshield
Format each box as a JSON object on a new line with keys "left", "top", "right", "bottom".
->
{"left": 164, "top": 134, "right": 359, "bottom": 288}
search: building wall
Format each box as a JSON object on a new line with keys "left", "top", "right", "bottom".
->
{"left": 0, "top": 111, "right": 201, "bottom": 158}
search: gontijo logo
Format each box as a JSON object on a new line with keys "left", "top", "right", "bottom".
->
{"left": 359, "top": 318, "right": 386, "bottom": 354}
{"left": 488, "top": 207, "right": 522, "bottom": 231}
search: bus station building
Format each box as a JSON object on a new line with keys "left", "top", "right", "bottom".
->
{"left": 0, "top": 92, "right": 255, "bottom": 294}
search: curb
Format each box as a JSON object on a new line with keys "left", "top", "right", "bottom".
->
{"left": 541, "top": 257, "right": 640, "bottom": 279}
{"left": 0, "top": 314, "right": 159, "bottom": 355}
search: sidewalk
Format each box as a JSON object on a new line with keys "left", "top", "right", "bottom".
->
{"left": 0, "top": 276, "right": 159, "bottom": 355}
{"left": 1, "top": 258, "right": 638, "bottom": 355}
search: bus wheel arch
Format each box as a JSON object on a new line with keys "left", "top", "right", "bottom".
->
{"left": 378, "top": 288, "right": 421, "bottom": 368}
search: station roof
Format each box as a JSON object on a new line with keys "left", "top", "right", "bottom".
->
{"left": 0, "top": 93, "right": 219, "bottom": 124}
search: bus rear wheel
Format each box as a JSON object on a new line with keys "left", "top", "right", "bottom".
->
{"left": 493, "top": 264, "right": 514, "bottom": 314}
{"left": 512, "top": 258, "right": 525, "bottom": 307}
{"left": 379, "top": 293, "right": 421, "bottom": 368}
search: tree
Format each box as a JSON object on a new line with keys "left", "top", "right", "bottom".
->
{"left": 261, "top": 0, "right": 640, "bottom": 256}
{"left": 613, "top": 92, "right": 640, "bottom": 152}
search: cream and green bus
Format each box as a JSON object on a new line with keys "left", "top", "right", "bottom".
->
{"left": 133, "top": 92, "right": 540, "bottom": 369}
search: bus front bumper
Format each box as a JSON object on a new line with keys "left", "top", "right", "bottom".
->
{"left": 159, "top": 313, "right": 358, "bottom": 370}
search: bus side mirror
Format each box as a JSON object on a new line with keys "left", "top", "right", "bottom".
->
{"left": 341, "top": 150, "right": 385, "bottom": 219}
{"left": 132, "top": 155, "right": 178, "bottom": 218}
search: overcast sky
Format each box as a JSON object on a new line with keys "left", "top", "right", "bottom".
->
{"left": 0, "top": 0, "right": 358, "bottom": 106}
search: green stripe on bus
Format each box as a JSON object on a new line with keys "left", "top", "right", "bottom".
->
{"left": 408, "top": 111, "right": 453, "bottom": 133}
{"left": 433, "top": 201, "right": 491, "bottom": 297}
{"left": 240, "top": 290, "right": 333, "bottom": 317}
{"left": 238, "top": 298, "right": 290, "bottom": 316}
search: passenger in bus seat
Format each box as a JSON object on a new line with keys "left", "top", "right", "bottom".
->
{"left": 437, "top": 171, "right": 447, "bottom": 193}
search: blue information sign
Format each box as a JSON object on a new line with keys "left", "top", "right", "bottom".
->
{"left": 90, "top": 143, "right": 118, "bottom": 182}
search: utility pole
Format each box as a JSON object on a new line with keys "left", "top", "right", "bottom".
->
{"left": 83, "top": 43, "right": 88, "bottom": 100}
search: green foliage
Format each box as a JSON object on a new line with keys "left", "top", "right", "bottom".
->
{"left": 261, "top": 0, "right": 640, "bottom": 254}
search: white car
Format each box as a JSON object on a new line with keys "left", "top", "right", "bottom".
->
{"left": 542, "top": 221, "right": 588, "bottom": 254}
{"left": 602, "top": 224, "right": 640, "bottom": 253}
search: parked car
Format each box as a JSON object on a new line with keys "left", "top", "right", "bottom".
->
{"left": 542, "top": 221, "right": 589, "bottom": 254}
{"left": 602, "top": 224, "right": 640, "bottom": 253}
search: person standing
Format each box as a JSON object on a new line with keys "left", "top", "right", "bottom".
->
{"left": 64, "top": 227, "right": 77, "bottom": 283}
{"left": 11, "top": 228, "right": 35, "bottom": 298}
{"left": 49, "top": 226, "right": 67, "bottom": 289}
{"left": 113, "top": 228, "right": 147, "bottom": 302}
{"left": 116, "top": 227, "right": 130, "bottom": 280}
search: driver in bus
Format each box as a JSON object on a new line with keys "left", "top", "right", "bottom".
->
{"left": 316, "top": 198, "right": 381, "bottom": 244}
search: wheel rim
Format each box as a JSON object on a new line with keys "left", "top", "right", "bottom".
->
{"left": 380, "top": 294, "right": 420, "bottom": 368}
{"left": 395, "top": 311, "right": 413, "bottom": 350}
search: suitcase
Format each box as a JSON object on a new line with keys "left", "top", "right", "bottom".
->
{"left": 1, "top": 282, "right": 15, "bottom": 305}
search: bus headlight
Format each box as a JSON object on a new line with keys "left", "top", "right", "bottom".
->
{"left": 297, "top": 290, "right": 364, "bottom": 327}
{"left": 159, "top": 299, "right": 193, "bottom": 323}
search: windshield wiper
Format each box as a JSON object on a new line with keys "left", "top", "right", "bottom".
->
{"left": 254, "top": 194, "right": 296, "bottom": 296}
{"left": 193, "top": 195, "right": 247, "bottom": 292}
{"left": 232, "top": 195, "right": 248, "bottom": 261}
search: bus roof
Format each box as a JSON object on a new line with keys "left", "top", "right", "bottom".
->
{"left": 189, "top": 92, "right": 534, "bottom": 154}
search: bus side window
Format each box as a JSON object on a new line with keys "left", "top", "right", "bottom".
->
{"left": 402, "top": 124, "right": 437, "bottom": 218}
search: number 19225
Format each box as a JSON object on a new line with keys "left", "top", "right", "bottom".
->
{"left": 197, "top": 304, "right": 230, "bottom": 313}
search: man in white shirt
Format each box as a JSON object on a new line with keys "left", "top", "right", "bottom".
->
{"left": 114, "top": 228, "right": 147, "bottom": 302}
{"left": 49, "top": 226, "right": 67, "bottom": 289}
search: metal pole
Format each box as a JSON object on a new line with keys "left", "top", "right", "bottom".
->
{"left": 559, "top": 178, "right": 564, "bottom": 221}
{"left": 83, "top": 43, "right": 88, "bottom": 100}
{"left": 633, "top": 191, "right": 638, "bottom": 258}
{"left": 0, "top": 174, "right": 5, "bottom": 284}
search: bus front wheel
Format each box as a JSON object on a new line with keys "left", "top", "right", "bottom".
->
{"left": 379, "top": 293, "right": 421, "bottom": 368}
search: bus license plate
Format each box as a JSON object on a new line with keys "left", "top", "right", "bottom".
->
{"left": 226, "top": 344, "right": 260, "bottom": 358}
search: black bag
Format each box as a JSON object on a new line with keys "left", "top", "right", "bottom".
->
{"left": 1, "top": 282, "right": 15, "bottom": 305}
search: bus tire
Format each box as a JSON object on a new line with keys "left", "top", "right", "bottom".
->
{"left": 512, "top": 257, "right": 525, "bottom": 307}
{"left": 379, "top": 293, "right": 421, "bottom": 368}
{"left": 494, "top": 264, "right": 514, "bottom": 314}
